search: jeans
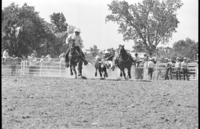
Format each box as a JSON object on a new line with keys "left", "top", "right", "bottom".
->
{"left": 148, "top": 68, "right": 154, "bottom": 80}
{"left": 182, "top": 68, "right": 189, "bottom": 80}
{"left": 165, "top": 67, "right": 172, "bottom": 80}
{"left": 175, "top": 68, "right": 181, "bottom": 80}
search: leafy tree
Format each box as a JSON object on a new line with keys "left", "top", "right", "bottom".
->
{"left": 2, "top": 3, "right": 50, "bottom": 57}
{"left": 106, "top": 0, "right": 183, "bottom": 54}
{"left": 2, "top": 3, "right": 79, "bottom": 57}
{"left": 50, "top": 12, "right": 68, "bottom": 33}
{"left": 156, "top": 46, "right": 174, "bottom": 59}
{"left": 172, "top": 38, "right": 198, "bottom": 59}
{"left": 132, "top": 40, "right": 146, "bottom": 52}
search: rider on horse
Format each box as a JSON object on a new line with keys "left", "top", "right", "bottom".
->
{"left": 65, "top": 28, "right": 88, "bottom": 67}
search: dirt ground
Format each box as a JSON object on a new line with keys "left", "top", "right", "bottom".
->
{"left": 2, "top": 76, "right": 198, "bottom": 129}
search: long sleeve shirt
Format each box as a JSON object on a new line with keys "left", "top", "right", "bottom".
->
{"left": 175, "top": 61, "right": 181, "bottom": 68}
{"left": 66, "top": 34, "right": 83, "bottom": 48}
{"left": 181, "top": 61, "right": 188, "bottom": 69}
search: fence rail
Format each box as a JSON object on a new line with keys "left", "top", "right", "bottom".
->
{"left": 2, "top": 60, "right": 198, "bottom": 80}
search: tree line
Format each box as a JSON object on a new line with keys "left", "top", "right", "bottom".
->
{"left": 2, "top": 0, "right": 198, "bottom": 60}
{"left": 2, "top": 3, "right": 75, "bottom": 57}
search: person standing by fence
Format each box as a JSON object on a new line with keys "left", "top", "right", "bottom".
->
{"left": 181, "top": 57, "right": 189, "bottom": 80}
{"left": 134, "top": 53, "right": 140, "bottom": 79}
{"left": 147, "top": 58, "right": 155, "bottom": 80}
{"left": 143, "top": 54, "right": 149, "bottom": 80}
{"left": 165, "top": 59, "right": 173, "bottom": 80}
{"left": 2, "top": 49, "right": 10, "bottom": 63}
{"left": 175, "top": 57, "right": 181, "bottom": 80}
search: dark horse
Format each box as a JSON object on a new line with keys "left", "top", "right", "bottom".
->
{"left": 115, "top": 45, "right": 135, "bottom": 79}
{"left": 95, "top": 60, "right": 109, "bottom": 79}
{"left": 67, "top": 45, "right": 83, "bottom": 79}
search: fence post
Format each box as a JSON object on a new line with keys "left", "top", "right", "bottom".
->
{"left": 40, "top": 63, "right": 42, "bottom": 76}
{"left": 196, "top": 64, "right": 198, "bottom": 80}
{"left": 20, "top": 61, "right": 23, "bottom": 75}
{"left": 59, "top": 61, "right": 62, "bottom": 77}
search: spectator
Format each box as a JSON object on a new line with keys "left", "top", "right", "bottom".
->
{"left": 33, "top": 50, "right": 37, "bottom": 57}
{"left": 40, "top": 55, "right": 45, "bottom": 63}
{"left": 2, "top": 49, "right": 10, "bottom": 62}
{"left": 46, "top": 54, "right": 52, "bottom": 63}
{"left": 181, "top": 57, "right": 189, "bottom": 80}
{"left": 59, "top": 52, "right": 65, "bottom": 63}
{"left": 134, "top": 53, "right": 140, "bottom": 79}
{"left": 165, "top": 59, "right": 173, "bottom": 80}
{"left": 152, "top": 59, "right": 161, "bottom": 80}
{"left": 175, "top": 57, "right": 181, "bottom": 80}
{"left": 143, "top": 54, "right": 149, "bottom": 80}
{"left": 148, "top": 58, "right": 155, "bottom": 80}
{"left": 28, "top": 53, "right": 38, "bottom": 66}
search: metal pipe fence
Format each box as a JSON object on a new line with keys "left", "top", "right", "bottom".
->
{"left": 2, "top": 59, "right": 198, "bottom": 80}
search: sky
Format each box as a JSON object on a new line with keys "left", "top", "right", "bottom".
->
{"left": 2, "top": 0, "right": 199, "bottom": 51}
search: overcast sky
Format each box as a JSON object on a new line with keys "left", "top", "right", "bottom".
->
{"left": 2, "top": 0, "right": 198, "bottom": 50}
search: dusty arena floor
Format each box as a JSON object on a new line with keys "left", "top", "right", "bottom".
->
{"left": 2, "top": 76, "right": 198, "bottom": 129}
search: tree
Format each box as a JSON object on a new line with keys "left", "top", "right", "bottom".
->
{"left": 172, "top": 38, "right": 198, "bottom": 59}
{"left": 2, "top": 3, "right": 50, "bottom": 57}
{"left": 106, "top": 0, "right": 183, "bottom": 54}
{"left": 50, "top": 12, "right": 68, "bottom": 33}
{"left": 156, "top": 46, "right": 174, "bottom": 59}
{"left": 132, "top": 40, "right": 146, "bottom": 52}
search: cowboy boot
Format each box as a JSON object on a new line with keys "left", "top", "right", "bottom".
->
{"left": 83, "top": 58, "right": 88, "bottom": 65}
{"left": 81, "top": 54, "right": 88, "bottom": 65}
{"left": 65, "top": 51, "right": 70, "bottom": 67}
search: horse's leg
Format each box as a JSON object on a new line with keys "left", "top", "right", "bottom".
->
{"left": 73, "top": 65, "right": 77, "bottom": 79}
{"left": 105, "top": 68, "right": 108, "bottom": 78}
{"left": 95, "top": 68, "right": 98, "bottom": 77}
{"left": 99, "top": 68, "right": 102, "bottom": 78}
{"left": 128, "top": 67, "right": 132, "bottom": 79}
{"left": 120, "top": 70, "right": 123, "bottom": 77}
{"left": 70, "top": 65, "right": 73, "bottom": 75}
{"left": 78, "top": 61, "right": 82, "bottom": 76}
{"left": 122, "top": 69, "right": 126, "bottom": 79}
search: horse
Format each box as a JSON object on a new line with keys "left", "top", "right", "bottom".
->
{"left": 67, "top": 45, "right": 83, "bottom": 79}
{"left": 114, "top": 45, "right": 135, "bottom": 79}
{"left": 94, "top": 60, "right": 109, "bottom": 79}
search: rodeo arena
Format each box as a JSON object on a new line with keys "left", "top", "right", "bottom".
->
{"left": 2, "top": 0, "right": 198, "bottom": 129}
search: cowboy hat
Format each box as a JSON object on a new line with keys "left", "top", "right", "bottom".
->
{"left": 74, "top": 28, "right": 80, "bottom": 33}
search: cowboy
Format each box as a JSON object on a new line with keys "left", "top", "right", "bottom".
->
{"left": 65, "top": 28, "right": 88, "bottom": 67}
{"left": 175, "top": 57, "right": 181, "bottom": 80}
{"left": 181, "top": 57, "right": 189, "bottom": 80}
